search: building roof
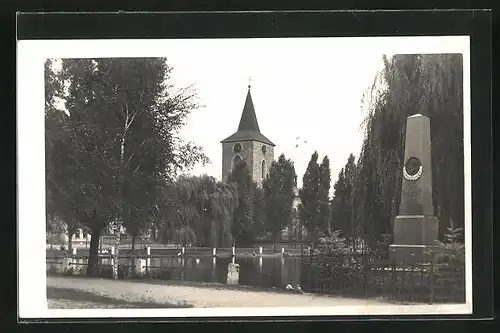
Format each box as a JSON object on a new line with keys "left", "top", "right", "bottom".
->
{"left": 221, "top": 86, "right": 275, "bottom": 146}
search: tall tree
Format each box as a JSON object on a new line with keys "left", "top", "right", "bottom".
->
{"left": 229, "top": 160, "right": 255, "bottom": 247}
{"left": 298, "top": 151, "right": 321, "bottom": 244}
{"left": 330, "top": 154, "right": 356, "bottom": 238}
{"left": 45, "top": 58, "right": 209, "bottom": 276}
{"left": 45, "top": 59, "right": 82, "bottom": 252}
{"left": 262, "top": 154, "right": 296, "bottom": 248}
{"left": 352, "top": 54, "right": 464, "bottom": 245}
{"left": 251, "top": 183, "right": 266, "bottom": 240}
{"left": 318, "top": 156, "right": 332, "bottom": 234}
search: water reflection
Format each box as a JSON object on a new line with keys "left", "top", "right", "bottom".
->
{"left": 46, "top": 255, "right": 302, "bottom": 289}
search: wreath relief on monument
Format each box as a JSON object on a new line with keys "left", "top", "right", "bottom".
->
{"left": 403, "top": 156, "right": 423, "bottom": 181}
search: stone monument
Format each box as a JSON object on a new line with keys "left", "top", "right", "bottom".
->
{"left": 226, "top": 262, "right": 240, "bottom": 285}
{"left": 389, "top": 114, "right": 439, "bottom": 264}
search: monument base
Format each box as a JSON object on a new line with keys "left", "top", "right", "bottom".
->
{"left": 389, "top": 244, "right": 436, "bottom": 265}
{"left": 393, "top": 215, "right": 439, "bottom": 245}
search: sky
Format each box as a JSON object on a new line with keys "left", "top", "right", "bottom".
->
{"left": 47, "top": 37, "right": 471, "bottom": 197}
{"left": 163, "top": 38, "right": 386, "bottom": 195}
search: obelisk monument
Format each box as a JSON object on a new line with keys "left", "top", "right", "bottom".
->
{"left": 389, "top": 114, "right": 439, "bottom": 264}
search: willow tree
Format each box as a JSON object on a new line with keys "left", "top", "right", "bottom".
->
{"left": 352, "top": 54, "right": 464, "bottom": 244}
{"left": 158, "top": 175, "right": 238, "bottom": 248}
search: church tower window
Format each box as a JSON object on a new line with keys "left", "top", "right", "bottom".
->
{"left": 261, "top": 160, "right": 266, "bottom": 179}
{"left": 233, "top": 155, "right": 242, "bottom": 171}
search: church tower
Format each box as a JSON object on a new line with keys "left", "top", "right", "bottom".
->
{"left": 221, "top": 84, "right": 275, "bottom": 186}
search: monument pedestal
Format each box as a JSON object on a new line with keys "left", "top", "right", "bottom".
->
{"left": 393, "top": 215, "right": 438, "bottom": 245}
{"left": 389, "top": 244, "right": 436, "bottom": 265}
{"left": 390, "top": 215, "right": 438, "bottom": 264}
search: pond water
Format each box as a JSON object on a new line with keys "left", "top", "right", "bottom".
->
{"left": 47, "top": 255, "right": 303, "bottom": 289}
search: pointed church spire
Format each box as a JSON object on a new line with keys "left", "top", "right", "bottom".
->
{"left": 237, "top": 85, "right": 260, "bottom": 132}
{"left": 221, "top": 83, "right": 275, "bottom": 146}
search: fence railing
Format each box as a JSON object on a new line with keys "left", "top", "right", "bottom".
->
{"left": 300, "top": 252, "right": 465, "bottom": 304}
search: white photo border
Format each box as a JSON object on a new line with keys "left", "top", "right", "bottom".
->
{"left": 17, "top": 36, "right": 472, "bottom": 319}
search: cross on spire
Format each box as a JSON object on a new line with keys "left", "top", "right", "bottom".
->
{"left": 248, "top": 76, "right": 252, "bottom": 89}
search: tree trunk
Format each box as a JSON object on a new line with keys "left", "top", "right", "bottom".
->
{"left": 131, "top": 234, "right": 136, "bottom": 251}
{"left": 86, "top": 225, "right": 101, "bottom": 277}
{"left": 112, "top": 224, "right": 121, "bottom": 279}
{"left": 67, "top": 233, "right": 73, "bottom": 252}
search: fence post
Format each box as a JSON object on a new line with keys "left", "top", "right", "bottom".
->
{"left": 411, "top": 264, "right": 415, "bottom": 302}
{"left": 308, "top": 251, "right": 312, "bottom": 292}
{"left": 391, "top": 261, "right": 396, "bottom": 301}
{"left": 429, "top": 254, "right": 435, "bottom": 304}
{"left": 110, "top": 246, "right": 115, "bottom": 272}
{"left": 146, "top": 246, "right": 151, "bottom": 275}
{"left": 363, "top": 252, "right": 368, "bottom": 298}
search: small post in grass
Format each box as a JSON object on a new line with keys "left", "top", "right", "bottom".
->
{"left": 110, "top": 246, "right": 116, "bottom": 278}
{"left": 146, "top": 246, "right": 151, "bottom": 274}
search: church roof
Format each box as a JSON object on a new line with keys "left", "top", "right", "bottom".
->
{"left": 221, "top": 86, "right": 275, "bottom": 146}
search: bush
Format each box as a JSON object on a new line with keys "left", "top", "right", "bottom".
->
{"left": 62, "top": 266, "right": 75, "bottom": 276}
{"left": 95, "top": 265, "right": 127, "bottom": 279}
{"left": 47, "top": 266, "right": 58, "bottom": 275}
{"left": 315, "top": 230, "right": 350, "bottom": 256}
{"left": 136, "top": 268, "right": 171, "bottom": 280}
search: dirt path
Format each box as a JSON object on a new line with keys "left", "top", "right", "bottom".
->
{"left": 47, "top": 299, "right": 149, "bottom": 309}
{"left": 47, "top": 276, "right": 388, "bottom": 308}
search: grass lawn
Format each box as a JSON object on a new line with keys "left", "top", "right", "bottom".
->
{"left": 46, "top": 286, "right": 193, "bottom": 308}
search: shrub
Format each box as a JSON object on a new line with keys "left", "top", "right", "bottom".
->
{"left": 62, "top": 266, "right": 75, "bottom": 276}
{"left": 425, "top": 225, "right": 465, "bottom": 265}
{"left": 315, "top": 230, "right": 350, "bottom": 255}
{"left": 47, "top": 266, "right": 58, "bottom": 275}
{"left": 137, "top": 268, "right": 171, "bottom": 280}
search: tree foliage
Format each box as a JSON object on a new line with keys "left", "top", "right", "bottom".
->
{"left": 330, "top": 154, "right": 356, "bottom": 237}
{"left": 251, "top": 183, "right": 266, "bottom": 239}
{"left": 45, "top": 58, "right": 209, "bottom": 274}
{"left": 229, "top": 160, "right": 255, "bottom": 246}
{"left": 157, "top": 175, "right": 238, "bottom": 248}
{"left": 318, "top": 156, "right": 332, "bottom": 233}
{"left": 262, "top": 154, "right": 296, "bottom": 243}
{"left": 298, "top": 151, "right": 331, "bottom": 244}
